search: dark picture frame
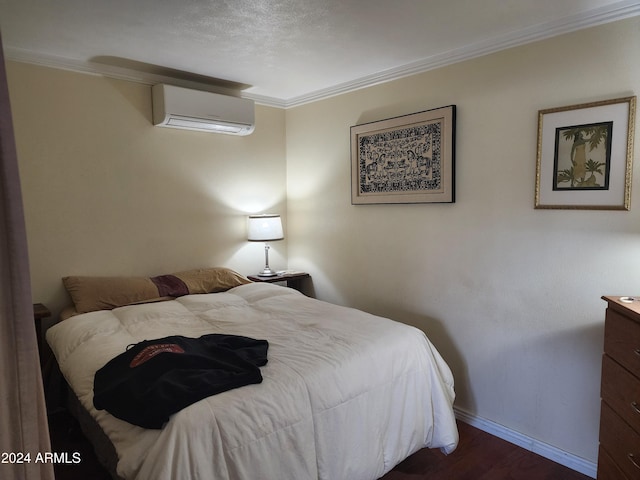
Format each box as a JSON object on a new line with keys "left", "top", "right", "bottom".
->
{"left": 350, "top": 106, "right": 456, "bottom": 205}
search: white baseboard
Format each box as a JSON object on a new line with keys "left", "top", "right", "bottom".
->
{"left": 454, "top": 407, "right": 597, "bottom": 479}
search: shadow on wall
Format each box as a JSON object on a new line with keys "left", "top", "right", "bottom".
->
{"left": 396, "top": 309, "right": 604, "bottom": 462}
{"left": 355, "top": 102, "right": 441, "bottom": 127}
{"left": 390, "top": 308, "right": 473, "bottom": 413}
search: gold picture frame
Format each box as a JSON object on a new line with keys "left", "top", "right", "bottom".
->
{"left": 535, "top": 96, "right": 636, "bottom": 210}
{"left": 350, "top": 106, "right": 456, "bottom": 205}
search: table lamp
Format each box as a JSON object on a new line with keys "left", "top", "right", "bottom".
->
{"left": 247, "top": 214, "right": 284, "bottom": 277}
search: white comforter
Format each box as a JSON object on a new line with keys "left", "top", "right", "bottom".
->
{"left": 47, "top": 282, "right": 458, "bottom": 480}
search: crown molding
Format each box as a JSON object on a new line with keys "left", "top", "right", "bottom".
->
{"left": 281, "top": 0, "right": 640, "bottom": 108}
{"left": 5, "top": 0, "right": 640, "bottom": 109}
{"left": 4, "top": 48, "right": 258, "bottom": 99}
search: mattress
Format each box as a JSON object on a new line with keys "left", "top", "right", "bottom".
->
{"left": 47, "top": 282, "right": 458, "bottom": 480}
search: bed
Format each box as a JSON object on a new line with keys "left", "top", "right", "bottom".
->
{"left": 46, "top": 267, "right": 458, "bottom": 480}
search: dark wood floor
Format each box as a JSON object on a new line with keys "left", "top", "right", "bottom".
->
{"left": 48, "top": 411, "right": 592, "bottom": 480}
{"left": 380, "top": 421, "right": 591, "bottom": 480}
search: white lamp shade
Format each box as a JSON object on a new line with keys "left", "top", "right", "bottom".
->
{"left": 247, "top": 214, "right": 284, "bottom": 241}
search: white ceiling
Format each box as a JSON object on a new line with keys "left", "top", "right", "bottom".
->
{"left": 1, "top": 0, "right": 639, "bottom": 107}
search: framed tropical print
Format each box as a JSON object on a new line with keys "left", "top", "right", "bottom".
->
{"left": 350, "top": 106, "right": 456, "bottom": 204}
{"left": 535, "top": 96, "right": 636, "bottom": 210}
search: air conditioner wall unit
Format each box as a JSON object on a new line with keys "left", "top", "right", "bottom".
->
{"left": 151, "top": 84, "right": 255, "bottom": 136}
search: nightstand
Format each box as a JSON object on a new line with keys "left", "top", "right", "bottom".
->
{"left": 248, "top": 272, "right": 310, "bottom": 293}
{"left": 33, "top": 303, "right": 51, "bottom": 367}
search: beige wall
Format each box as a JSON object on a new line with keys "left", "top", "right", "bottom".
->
{"left": 285, "top": 17, "right": 640, "bottom": 464}
{"left": 7, "top": 62, "right": 288, "bottom": 315}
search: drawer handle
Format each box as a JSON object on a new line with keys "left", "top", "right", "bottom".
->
{"left": 635, "top": 349, "right": 640, "bottom": 356}
{"left": 629, "top": 453, "right": 640, "bottom": 470}
{"left": 633, "top": 402, "right": 640, "bottom": 415}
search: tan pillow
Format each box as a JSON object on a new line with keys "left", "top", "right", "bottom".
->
{"left": 172, "top": 267, "right": 252, "bottom": 294}
{"left": 63, "top": 267, "right": 251, "bottom": 314}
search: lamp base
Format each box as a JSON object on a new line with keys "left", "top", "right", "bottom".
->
{"left": 256, "top": 242, "right": 278, "bottom": 277}
{"left": 257, "top": 267, "right": 278, "bottom": 277}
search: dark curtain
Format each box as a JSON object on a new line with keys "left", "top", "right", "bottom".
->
{"left": 0, "top": 31, "right": 55, "bottom": 480}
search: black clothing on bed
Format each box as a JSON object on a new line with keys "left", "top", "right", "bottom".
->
{"left": 93, "top": 334, "right": 268, "bottom": 429}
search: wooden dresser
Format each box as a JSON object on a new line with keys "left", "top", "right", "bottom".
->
{"left": 599, "top": 296, "right": 640, "bottom": 479}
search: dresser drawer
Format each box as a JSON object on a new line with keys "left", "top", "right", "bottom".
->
{"left": 600, "top": 402, "right": 640, "bottom": 480}
{"left": 598, "top": 446, "right": 631, "bottom": 480}
{"left": 601, "top": 354, "right": 640, "bottom": 435}
{"left": 605, "top": 308, "right": 640, "bottom": 378}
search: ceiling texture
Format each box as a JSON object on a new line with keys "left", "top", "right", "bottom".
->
{"left": 1, "top": 0, "right": 639, "bottom": 107}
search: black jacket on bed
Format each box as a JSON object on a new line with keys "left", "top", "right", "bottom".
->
{"left": 93, "top": 334, "right": 269, "bottom": 429}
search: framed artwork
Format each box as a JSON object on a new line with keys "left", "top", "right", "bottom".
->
{"left": 535, "top": 96, "right": 636, "bottom": 210}
{"left": 350, "top": 105, "right": 456, "bottom": 205}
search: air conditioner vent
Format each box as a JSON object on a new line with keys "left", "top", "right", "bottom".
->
{"left": 152, "top": 84, "right": 255, "bottom": 136}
